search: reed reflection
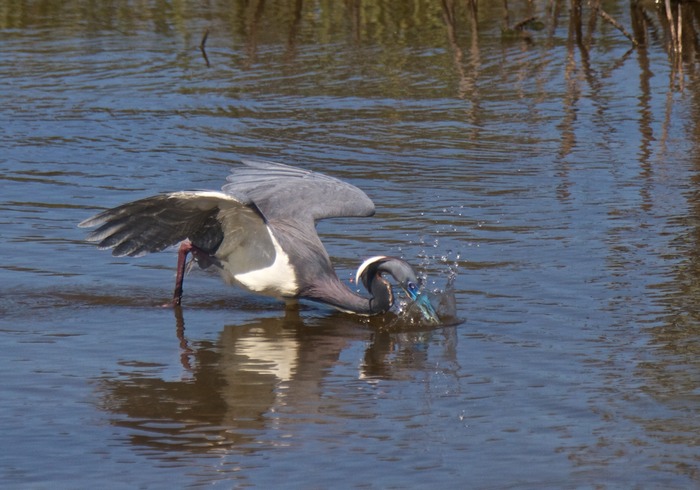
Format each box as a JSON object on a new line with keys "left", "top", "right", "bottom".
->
{"left": 95, "top": 307, "right": 456, "bottom": 457}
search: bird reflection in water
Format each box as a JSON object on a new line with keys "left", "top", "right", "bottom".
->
{"left": 96, "top": 306, "right": 457, "bottom": 458}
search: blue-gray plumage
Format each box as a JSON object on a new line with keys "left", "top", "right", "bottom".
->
{"left": 79, "top": 159, "right": 439, "bottom": 322}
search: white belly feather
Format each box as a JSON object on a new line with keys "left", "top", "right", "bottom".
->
{"left": 222, "top": 228, "right": 298, "bottom": 298}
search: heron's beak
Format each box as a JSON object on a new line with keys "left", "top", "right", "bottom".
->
{"left": 407, "top": 289, "right": 440, "bottom": 324}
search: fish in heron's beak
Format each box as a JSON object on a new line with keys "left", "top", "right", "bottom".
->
{"left": 404, "top": 283, "right": 440, "bottom": 324}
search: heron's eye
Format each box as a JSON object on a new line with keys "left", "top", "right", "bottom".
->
{"left": 407, "top": 281, "right": 418, "bottom": 293}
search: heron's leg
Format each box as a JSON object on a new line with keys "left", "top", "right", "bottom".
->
{"left": 284, "top": 299, "right": 300, "bottom": 311}
{"left": 172, "top": 240, "right": 215, "bottom": 306}
{"left": 173, "top": 240, "right": 193, "bottom": 306}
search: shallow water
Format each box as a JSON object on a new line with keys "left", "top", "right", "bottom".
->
{"left": 3, "top": 1, "right": 700, "bottom": 487}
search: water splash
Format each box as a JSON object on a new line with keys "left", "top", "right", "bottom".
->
{"left": 352, "top": 204, "right": 465, "bottom": 330}
{"left": 391, "top": 204, "right": 466, "bottom": 329}
{"left": 366, "top": 241, "right": 462, "bottom": 330}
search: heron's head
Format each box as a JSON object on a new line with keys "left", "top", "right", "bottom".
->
{"left": 356, "top": 256, "right": 440, "bottom": 324}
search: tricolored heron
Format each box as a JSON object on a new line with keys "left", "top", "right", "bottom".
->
{"left": 79, "top": 159, "right": 439, "bottom": 323}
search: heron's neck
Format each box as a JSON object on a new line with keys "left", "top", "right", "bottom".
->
{"left": 304, "top": 275, "right": 390, "bottom": 316}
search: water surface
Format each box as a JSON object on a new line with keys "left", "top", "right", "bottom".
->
{"left": 2, "top": 1, "right": 700, "bottom": 487}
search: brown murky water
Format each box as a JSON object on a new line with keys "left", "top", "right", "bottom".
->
{"left": 3, "top": 1, "right": 700, "bottom": 487}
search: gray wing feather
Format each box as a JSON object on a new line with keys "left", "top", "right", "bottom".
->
{"left": 79, "top": 192, "right": 259, "bottom": 257}
{"left": 222, "top": 159, "right": 375, "bottom": 223}
{"left": 79, "top": 160, "right": 373, "bottom": 263}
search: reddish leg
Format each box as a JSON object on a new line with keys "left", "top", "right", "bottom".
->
{"left": 172, "top": 240, "right": 193, "bottom": 306}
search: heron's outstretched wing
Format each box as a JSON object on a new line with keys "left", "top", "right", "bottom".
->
{"left": 222, "top": 159, "right": 375, "bottom": 224}
{"left": 78, "top": 191, "right": 271, "bottom": 259}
